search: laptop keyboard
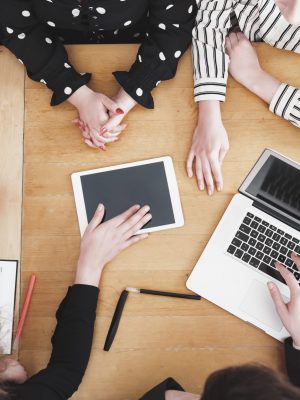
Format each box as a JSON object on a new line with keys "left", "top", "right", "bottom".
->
{"left": 227, "top": 212, "right": 300, "bottom": 285}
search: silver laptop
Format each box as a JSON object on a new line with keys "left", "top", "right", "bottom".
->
{"left": 186, "top": 149, "right": 300, "bottom": 341}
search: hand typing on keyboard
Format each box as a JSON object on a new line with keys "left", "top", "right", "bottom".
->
{"left": 268, "top": 253, "right": 300, "bottom": 347}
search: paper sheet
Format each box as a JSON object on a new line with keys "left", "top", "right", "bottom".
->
{"left": 0, "top": 260, "right": 18, "bottom": 354}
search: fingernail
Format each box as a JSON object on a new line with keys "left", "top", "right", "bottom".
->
{"left": 208, "top": 189, "right": 212, "bottom": 196}
{"left": 116, "top": 108, "right": 124, "bottom": 114}
{"left": 188, "top": 172, "right": 192, "bottom": 178}
{"left": 147, "top": 214, "right": 152, "bottom": 220}
{"left": 200, "top": 184, "right": 204, "bottom": 191}
{"left": 217, "top": 185, "right": 222, "bottom": 192}
{"left": 98, "top": 204, "right": 103, "bottom": 210}
{"left": 144, "top": 205, "right": 150, "bottom": 212}
{"left": 267, "top": 282, "right": 274, "bottom": 289}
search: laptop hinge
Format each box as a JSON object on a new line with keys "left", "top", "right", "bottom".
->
{"left": 253, "top": 201, "right": 300, "bottom": 232}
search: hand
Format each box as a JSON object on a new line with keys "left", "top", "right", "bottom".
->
{"left": 0, "top": 358, "right": 27, "bottom": 384}
{"left": 187, "top": 101, "right": 229, "bottom": 195}
{"left": 75, "top": 204, "right": 151, "bottom": 286}
{"left": 268, "top": 252, "right": 300, "bottom": 346}
{"left": 69, "top": 85, "right": 125, "bottom": 149}
{"left": 225, "top": 32, "right": 280, "bottom": 104}
{"left": 276, "top": 0, "right": 300, "bottom": 25}
{"left": 100, "top": 88, "right": 137, "bottom": 143}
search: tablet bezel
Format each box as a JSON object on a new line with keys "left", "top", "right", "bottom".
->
{"left": 71, "top": 156, "right": 184, "bottom": 236}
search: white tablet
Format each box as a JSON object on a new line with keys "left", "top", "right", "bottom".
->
{"left": 71, "top": 156, "right": 184, "bottom": 236}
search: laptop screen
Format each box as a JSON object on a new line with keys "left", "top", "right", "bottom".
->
{"left": 245, "top": 155, "right": 300, "bottom": 221}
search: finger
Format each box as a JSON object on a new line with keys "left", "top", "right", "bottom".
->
{"left": 119, "top": 205, "right": 151, "bottom": 234}
{"left": 219, "top": 146, "right": 228, "bottom": 165}
{"left": 228, "top": 32, "right": 238, "bottom": 47}
{"left": 225, "top": 37, "right": 232, "bottom": 54}
{"left": 123, "top": 212, "right": 152, "bottom": 239}
{"left": 186, "top": 150, "right": 195, "bottom": 178}
{"left": 85, "top": 204, "right": 105, "bottom": 232}
{"left": 89, "top": 130, "right": 116, "bottom": 146}
{"left": 209, "top": 153, "right": 223, "bottom": 192}
{"left": 99, "top": 94, "right": 124, "bottom": 115}
{"left": 201, "top": 155, "right": 214, "bottom": 196}
{"left": 236, "top": 31, "right": 245, "bottom": 41}
{"left": 84, "top": 139, "right": 98, "bottom": 149}
{"left": 267, "top": 281, "right": 289, "bottom": 325}
{"left": 110, "top": 205, "right": 141, "bottom": 227}
{"left": 91, "top": 129, "right": 118, "bottom": 144}
{"left": 121, "top": 233, "right": 149, "bottom": 251}
{"left": 106, "top": 123, "right": 127, "bottom": 134}
{"left": 72, "top": 118, "right": 81, "bottom": 125}
{"left": 195, "top": 156, "right": 204, "bottom": 191}
{"left": 275, "top": 262, "right": 299, "bottom": 296}
{"left": 291, "top": 252, "right": 300, "bottom": 270}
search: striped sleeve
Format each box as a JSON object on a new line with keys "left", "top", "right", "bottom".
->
{"left": 192, "top": 0, "right": 233, "bottom": 103}
{"left": 269, "top": 83, "right": 300, "bottom": 128}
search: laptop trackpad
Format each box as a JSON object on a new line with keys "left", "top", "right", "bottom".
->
{"left": 239, "top": 280, "right": 285, "bottom": 332}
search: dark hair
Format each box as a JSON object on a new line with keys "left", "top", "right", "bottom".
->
{"left": 202, "top": 364, "right": 300, "bottom": 400}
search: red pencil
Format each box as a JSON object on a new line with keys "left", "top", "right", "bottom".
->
{"left": 13, "top": 274, "right": 36, "bottom": 351}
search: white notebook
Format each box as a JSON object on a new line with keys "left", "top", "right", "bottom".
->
{"left": 0, "top": 260, "right": 18, "bottom": 354}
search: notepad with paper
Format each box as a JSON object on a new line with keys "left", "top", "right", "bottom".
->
{"left": 0, "top": 260, "right": 18, "bottom": 354}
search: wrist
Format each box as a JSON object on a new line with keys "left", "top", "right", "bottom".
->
{"left": 74, "top": 260, "right": 104, "bottom": 287}
{"left": 292, "top": 336, "right": 300, "bottom": 348}
{"left": 68, "top": 85, "right": 93, "bottom": 108}
{"left": 113, "top": 87, "right": 137, "bottom": 113}
{"left": 198, "top": 101, "right": 222, "bottom": 125}
{"left": 242, "top": 68, "right": 281, "bottom": 104}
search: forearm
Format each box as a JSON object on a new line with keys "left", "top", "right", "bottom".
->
{"left": 23, "top": 285, "right": 99, "bottom": 399}
{"left": 198, "top": 100, "right": 223, "bottom": 123}
{"left": 241, "top": 69, "right": 281, "bottom": 105}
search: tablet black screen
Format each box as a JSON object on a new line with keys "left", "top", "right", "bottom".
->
{"left": 80, "top": 162, "right": 175, "bottom": 229}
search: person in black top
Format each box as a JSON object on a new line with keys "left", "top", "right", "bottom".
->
{"left": 0, "top": 202, "right": 152, "bottom": 399}
{"left": 0, "top": 221, "right": 300, "bottom": 400}
{"left": 0, "top": 0, "right": 197, "bottom": 150}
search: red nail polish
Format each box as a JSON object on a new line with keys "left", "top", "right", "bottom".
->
{"left": 116, "top": 108, "right": 124, "bottom": 115}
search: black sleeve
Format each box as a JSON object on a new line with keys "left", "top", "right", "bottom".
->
{"left": 284, "top": 337, "right": 300, "bottom": 388}
{"left": 113, "top": 0, "right": 197, "bottom": 109}
{"left": 16, "top": 285, "right": 99, "bottom": 400}
{"left": 0, "top": 0, "right": 91, "bottom": 106}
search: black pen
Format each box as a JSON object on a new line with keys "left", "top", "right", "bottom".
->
{"left": 126, "top": 287, "right": 201, "bottom": 300}
{"left": 103, "top": 287, "right": 201, "bottom": 351}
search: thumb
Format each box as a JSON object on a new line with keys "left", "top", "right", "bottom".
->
{"left": 100, "top": 94, "right": 124, "bottom": 115}
{"left": 87, "top": 204, "right": 105, "bottom": 231}
{"left": 267, "top": 281, "right": 288, "bottom": 325}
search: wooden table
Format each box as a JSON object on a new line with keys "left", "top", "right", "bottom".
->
{"left": 1, "top": 43, "right": 300, "bottom": 399}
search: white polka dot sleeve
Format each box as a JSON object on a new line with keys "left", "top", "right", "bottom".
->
{"left": 0, "top": 0, "right": 91, "bottom": 106}
{"left": 113, "top": 0, "right": 197, "bottom": 109}
{"left": 192, "top": 0, "right": 233, "bottom": 103}
{"left": 269, "top": 83, "right": 300, "bottom": 129}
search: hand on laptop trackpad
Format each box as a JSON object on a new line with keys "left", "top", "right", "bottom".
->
{"left": 239, "top": 280, "right": 287, "bottom": 332}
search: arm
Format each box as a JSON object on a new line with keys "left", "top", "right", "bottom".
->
{"left": 268, "top": 253, "right": 300, "bottom": 388}
{"left": 192, "top": 0, "right": 233, "bottom": 102}
{"left": 0, "top": 0, "right": 90, "bottom": 106}
{"left": 186, "top": 0, "right": 232, "bottom": 195}
{"left": 226, "top": 32, "right": 300, "bottom": 129}
{"left": 113, "top": 0, "right": 197, "bottom": 109}
{"left": 13, "top": 204, "right": 151, "bottom": 399}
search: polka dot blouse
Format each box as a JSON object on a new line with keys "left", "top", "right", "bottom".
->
{"left": 0, "top": 0, "right": 197, "bottom": 108}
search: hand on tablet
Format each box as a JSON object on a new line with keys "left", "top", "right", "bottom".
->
{"left": 268, "top": 253, "right": 300, "bottom": 346}
{"left": 187, "top": 101, "right": 229, "bottom": 195}
{"left": 75, "top": 204, "right": 151, "bottom": 286}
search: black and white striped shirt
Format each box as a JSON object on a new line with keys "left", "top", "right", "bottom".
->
{"left": 192, "top": 0, "right": 300, "bottom": 128}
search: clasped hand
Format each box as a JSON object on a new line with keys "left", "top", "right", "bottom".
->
{"left": 69, "top": 86, "right": 136, "bottom": 150}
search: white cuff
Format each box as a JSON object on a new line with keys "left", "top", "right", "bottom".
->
{"left": 269, "top": 83, "right": 299, "bottom": 119}
{"left": 194, "top": 78, "right": 227, "bottom": 103}
{"left": 293, "top": 342, "right": 300, "bottom": 351}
